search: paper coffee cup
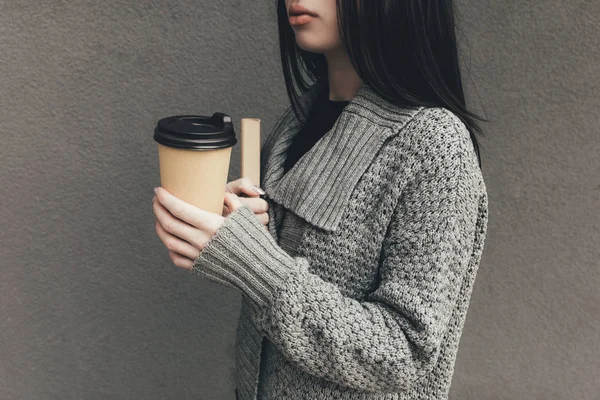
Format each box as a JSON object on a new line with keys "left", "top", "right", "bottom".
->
{"left": 153, "top": 113, "right": 237, "bottom": 216}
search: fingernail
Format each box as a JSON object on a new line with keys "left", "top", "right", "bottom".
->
{"left": 154, "top": 187, "right": 158, "bottom": 194}
{"left": 252, "top": 185, "right": 265, "bottom": 195}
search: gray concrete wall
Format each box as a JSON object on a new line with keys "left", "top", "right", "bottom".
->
{"left": 1, "top": 1, "right": 598, "bottom": 399}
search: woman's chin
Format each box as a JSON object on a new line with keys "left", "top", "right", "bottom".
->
{"left": 294, "top": 36, "right": 334, "bottom": 54}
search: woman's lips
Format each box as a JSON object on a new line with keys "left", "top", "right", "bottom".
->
{"left": 289, "top": 14, "right": 314, "bottom": 26}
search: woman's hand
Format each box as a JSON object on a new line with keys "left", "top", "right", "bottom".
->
{"left": 152, "top": 187, "right": 243, "bottom": 270}
{"left": 224, "top": 177, "right": 269, "bottom": 227}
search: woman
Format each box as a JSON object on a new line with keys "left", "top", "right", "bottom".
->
{"left": 152, "top": 1, "right": 489, "bottom": 399}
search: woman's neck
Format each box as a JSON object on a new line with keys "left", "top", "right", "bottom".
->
{"left": 324, "top": 46, "right": 363, "bottom": 102}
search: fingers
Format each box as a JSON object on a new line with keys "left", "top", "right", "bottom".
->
{"left": 224, "top": 195, "right": 269, "bottom": 226}
{"left": 224, "top": 192, "right": 244, "bottom": 212}
{"left": 153, "top": 194, "right": 210, "bottom": 247}
{"left": 222, "top": 200, "right": 269, "bottom": 226}
{"left": 226, "top": 177, "right": 265, "bottom": 197}
{"left": 237, "top": 196, "right": 269, "bottom": 214}
{"left": 168, "top": 250, "right": 194, "bottom": 270}
{"left": 154, "top": 187, "right": 212, "bottom": 230}
{"left": 257, "top": 212, "right": 269, "bottom": 226}
{"left": 155, "top": 219, "right": 200, "bottom": 260}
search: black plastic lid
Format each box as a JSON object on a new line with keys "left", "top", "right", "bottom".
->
{"left": 153, "top": 112, "right": 237, "bottom": 150}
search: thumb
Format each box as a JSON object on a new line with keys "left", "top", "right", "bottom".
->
{"left": 223, "top": 192, "right": 244, "bottom": 213}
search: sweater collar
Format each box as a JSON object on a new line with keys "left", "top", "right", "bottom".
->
{"left": 261, "top": 79, "right": 423, "bottom": 232}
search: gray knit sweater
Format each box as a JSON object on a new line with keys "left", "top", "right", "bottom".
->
{"left": 190, "top": 79, "right": 489, "bottom": 400}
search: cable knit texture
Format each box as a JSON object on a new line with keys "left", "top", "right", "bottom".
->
{"left": 190, "top": 79, "right": 489, "bottom": 400}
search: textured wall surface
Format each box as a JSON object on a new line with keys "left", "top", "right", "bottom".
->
{"left": 1, "top": 1, "right": 598, "bottom": 399}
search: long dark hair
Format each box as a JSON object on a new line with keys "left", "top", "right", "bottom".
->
{"left": 276, "top": 0, "right": 489, "bottom": 170}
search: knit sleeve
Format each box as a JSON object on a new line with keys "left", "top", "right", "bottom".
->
{"left": 190, "top": 138, "right": 482, "bottom": 393}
